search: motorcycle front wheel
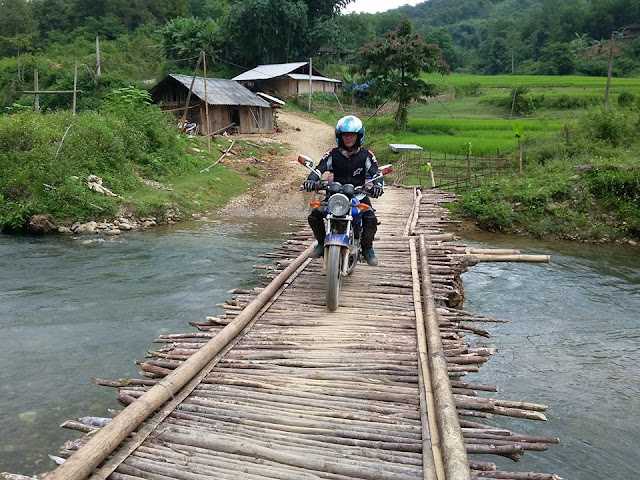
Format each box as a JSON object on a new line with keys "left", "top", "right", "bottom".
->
{"left": 326, "top": 245, "right": 342, "bottom": 311}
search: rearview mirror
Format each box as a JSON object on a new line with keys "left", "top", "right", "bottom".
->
{"left": 379, "top": 164, "right": 393, "bottom": 175}
{"left": 298, "top": 155, "right": 314, "bottom": 169}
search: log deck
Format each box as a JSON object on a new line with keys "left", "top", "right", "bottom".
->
{"left": 5, "top": 187, "right": 560, "bottom": 480}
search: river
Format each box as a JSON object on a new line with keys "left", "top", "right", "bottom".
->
{"left": 1, "top": 222, "right": 638, "bottom": 479}
{"left": 459, "top": 232, "right": 640, "bottom": 480}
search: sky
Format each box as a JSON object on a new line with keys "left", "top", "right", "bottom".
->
{"left": 342, "top": 0, "right": 424, "bottom": 15}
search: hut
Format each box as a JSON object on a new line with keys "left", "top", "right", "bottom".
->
{"left": 232, "top": 62, "right": 341, "bottom": 97}
{"left": 150, "top": 74, "right": 274, "bottom": 135}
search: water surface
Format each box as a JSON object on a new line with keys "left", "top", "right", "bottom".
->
{"left": 459, "top": 232, "right": 639, "bottom": 480}
{"left": 1, "top": 225, "right": 637, "bottom": 479}
{"left": 0, "top": 217, "right": 293, "bottom": 475}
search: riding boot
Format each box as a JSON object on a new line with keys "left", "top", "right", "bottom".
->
{"left": 361, "top": 217, "right": 379, "bottom": 266}
{"left": 308, "top": 211, "right": 326, "bottom": 258}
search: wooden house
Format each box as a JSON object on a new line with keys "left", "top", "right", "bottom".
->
{"left": 150, "top": 74, "right": 274, "bottom": 135}
{"left": 232, "top": 62, "right": 341, "bottom": 97}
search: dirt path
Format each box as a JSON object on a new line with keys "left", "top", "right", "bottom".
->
{"left": 217, "top": 110, "right": 334, "bottom": 219}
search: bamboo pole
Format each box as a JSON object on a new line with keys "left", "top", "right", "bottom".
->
{"left": 34, "top": 69, "right": 39, "bottom": 112}
{"left": 180, "top": 52, "right": 203, "bottom": 127}
{"left": 72, "top": 59, "right": 78, "bottom": 117}
{"left": 202, "top": 52, "right": 211, "bottom": 152}
{"left": 45, "top": 244, "right": 316, "bottom": 480}
{"left": 419, "top": 235, "right": 470, "bottom": 480}
{"left": 409, "top": 239, "right": 442, "bottom": 480}
{"left": 450, "top": 254, "right": 550, "bottom": 263}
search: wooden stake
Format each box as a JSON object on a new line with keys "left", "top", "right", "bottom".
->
{"left": 73, "top": 59, "right": 78, "bottom": 117}
{"left": 34, "top": 69, "right": 39, "bottom": 112}
{"left": 180, "top": 53, "right": 203, "bottom": 127}
{"left": 604, "top": 33, "right": 614, "bottom": 107}
{"left": 202, "top": 51, "right": 211, "bottom": 152}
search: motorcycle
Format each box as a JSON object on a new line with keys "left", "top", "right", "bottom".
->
{"left": 298, "top": 154, "right": 392, "bottom": 311}
{"left": 178, "top": 120, "right": 197, "bottom": 137}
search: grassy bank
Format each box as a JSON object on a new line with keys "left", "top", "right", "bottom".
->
{"left": 0, "top": 94, "right": 276, "bottom": 233}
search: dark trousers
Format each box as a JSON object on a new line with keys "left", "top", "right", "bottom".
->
{"left": 308, "top": 198, "right": 377, "bottom": 250}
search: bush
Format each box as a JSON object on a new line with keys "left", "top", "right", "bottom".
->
{"left": 578, "top": 105, "right": 635, "bottom": 147}
{"left": 541, "top": 94, "right": 601, "bottom": 110}
{"left": 509, "top": 85, "right": 535, "bottom": 116}
{"left": 618, "top": 91, "right": 636, "bottom": 109}
{"left": 454, "top": 81, "right": 482, "bottom": 97}
{"left": 575, "top": 58, "right": 609, "bottom": 77}
{"left": 457, "top": 186, "right": 514, "bottom": 231}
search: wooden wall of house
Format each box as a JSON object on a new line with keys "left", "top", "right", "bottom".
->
{"left": 152, "top": 84, "right": 273, "bottom": 135}
{"left": 295, "top": 80, "right": 337, "bottom": 94}
{"left": 261, "top": 79, "right": 337, "bottom": 97}
{"left": 153, "top": 85, "right": 203, "bottom": 126}
{"left": 197, "top": 105, "right": 273, "bottom": 135}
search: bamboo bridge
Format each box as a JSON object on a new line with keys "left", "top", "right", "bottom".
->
{"left": 3, "top": 187, "right": 561, "bottom": 480}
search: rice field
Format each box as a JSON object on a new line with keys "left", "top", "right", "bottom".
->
{"left": 367, "top": 116, "right": 566, "bottom": 156}
{"left": 362, "top": 73, "right": 640, "bottom": 156}
{"left": 421, "top": 73, "right": 640, "bottom": 90}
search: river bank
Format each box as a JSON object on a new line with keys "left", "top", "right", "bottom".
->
{"left": 2, "top": 110, "right": 331, "bottom": 237}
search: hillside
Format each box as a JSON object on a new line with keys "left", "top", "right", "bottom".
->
{"left": 0, "top": 0, "right": 639, "bottom": 113}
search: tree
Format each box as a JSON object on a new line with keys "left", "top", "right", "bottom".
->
{"left": 0, "top": 0, "right": 38, "bottom": 56}
{"left": 325, "top": 12, "right": 376, "bottom": 52}
{"left": 486, "top": 37, "right": 510, "bottom": 74}
{"left": 355, "top": 18, "right": 448, "bottom": 129}
{"left": 31, "top": 0, "right": 74, "bottom": 38}
{"left": 540, "top": 42, "right": 575, "bottom": 75}
{"left": 423, "top": 27, "right": 461, "bottom": 70}
{"left": 226, "top": 0, "right": 308, "bottom": 65}
{"left": 160, "top": 16, "right": 222, "bottom": 67}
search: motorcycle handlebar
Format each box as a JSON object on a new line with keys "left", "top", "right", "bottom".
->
{"left": 299, "top": 181, "right": 374, "bottom": 194}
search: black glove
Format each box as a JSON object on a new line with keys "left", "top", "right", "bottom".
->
{"left": 303, "top": 180, "right": 316, "bottom": 192}
{"left": 371, "top": 183, "right": 384, "bottom": 198}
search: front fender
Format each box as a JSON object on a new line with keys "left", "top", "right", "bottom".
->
{"left": 324, "top": 233, "right": 350, "bottom": 247}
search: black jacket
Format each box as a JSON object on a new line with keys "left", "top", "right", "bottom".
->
{"left": 307, "top": 147, "right": 380, "bottom": 186}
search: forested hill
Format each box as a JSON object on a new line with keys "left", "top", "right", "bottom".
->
{"left": 342, "top": 0, "right": 639, "bottom": 75}
{"left": 0, "top": 0, "right": 638, "bottom": 111}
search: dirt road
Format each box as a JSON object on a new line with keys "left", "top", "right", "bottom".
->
{"left": 218, "top": 110, "right": 334, "bottom": 219}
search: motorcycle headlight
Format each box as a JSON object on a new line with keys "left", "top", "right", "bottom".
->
{"left": 327, "top": 193, "right": 351, "bottom": 216}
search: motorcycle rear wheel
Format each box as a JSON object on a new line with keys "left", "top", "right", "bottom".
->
{"left": 326, "top": 245, "right": 342, "bottom": 311}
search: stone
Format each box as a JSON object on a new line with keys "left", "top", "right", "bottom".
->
{"left": 27, "top": 214, "right": 57, "bottom": 234}
{"left": 75, "top": 221, "right": 98, "bottom": 234}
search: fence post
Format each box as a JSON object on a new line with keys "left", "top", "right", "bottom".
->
{"left": 34, "top": 69, "right": 39, "bottom": 112}
{"left": 72, "top": 59, "right": 78, "bottom": 117}
{"left": 518, "top": 142, "right": 523, "bottom": 178}
{"left": 428, "top": 162, "right": 435, "bottom": 187}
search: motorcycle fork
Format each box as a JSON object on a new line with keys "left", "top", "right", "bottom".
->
{"left": 321, "top": 218, "right": 352, "bottom": 276}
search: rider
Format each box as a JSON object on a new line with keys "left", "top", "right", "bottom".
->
{"left": 303, "top": 115, "right": 384, "bottom": 266}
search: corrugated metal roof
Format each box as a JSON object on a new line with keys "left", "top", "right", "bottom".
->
{"left": 288, "top": 73, "right": 341, "bottom": 83}
{"left": 169, "top": 74, "right": 270, "bottom": 107}
{"left": 232, "top": 62, "right": 308, "bottom": 81}
{"left": 257, "top": 92, "right": 286, "bottom": 106}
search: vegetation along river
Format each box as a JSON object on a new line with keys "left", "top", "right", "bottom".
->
{"left": 1, "top": 221, "right": 638, "bottom": 479}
